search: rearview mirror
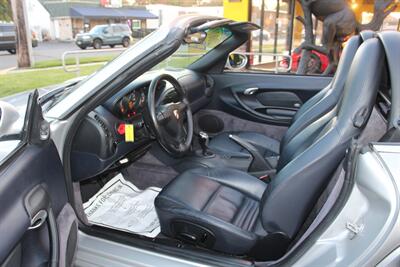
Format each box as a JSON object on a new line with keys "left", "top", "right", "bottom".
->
{"left": 0, "top": 101, "right": 21, "bottom": 137}
{"left": 226, "top": 53, "right": 248, "bottom": 70}
{"left": 184, "top": 31, "right": 207, "bottom": 44}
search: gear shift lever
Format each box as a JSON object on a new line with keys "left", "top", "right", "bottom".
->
{"left": 198, "top": 131, "right": 213, "bottom": 157}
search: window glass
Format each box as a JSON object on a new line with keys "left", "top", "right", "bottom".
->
{"left": 89, "top": 25, "right": 107, "bottom": 34}
{"left": 152, "top": 27, "right": 232, "bottom": 70}
{"left": 225, "top": 1, "right": 328, "bottom": 75}
{"left": 131, "top": 20, "right": 141, "bottom": 29}
{"left": 113, "top": 26, "right": 121, "bottom": 33}
{"left": 0, "top": 96, "right": 29, "bottom": 163}
{"left": 246, "top": 0, "right": 293, "bottom": 73}
{"left": 121, "top": 25, "right": 130, "bottom": 32}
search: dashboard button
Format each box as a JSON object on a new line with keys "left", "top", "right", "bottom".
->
{"left": 117, "top": 124, "right": 125, "bottom": 135}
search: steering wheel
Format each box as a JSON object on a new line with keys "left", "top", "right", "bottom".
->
{"left": 146, "top": 74, "right": 193, "bottom": 157}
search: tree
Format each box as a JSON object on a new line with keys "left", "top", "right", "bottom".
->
{"left": 0, "top": 0, "right": 12, "bottom": 22}
{"left": 11, "top": 0, "right": 33, "bottom": 67}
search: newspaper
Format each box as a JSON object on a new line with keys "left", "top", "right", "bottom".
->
{"left": 83, "top": 173, "right": 161, "bottom": 238}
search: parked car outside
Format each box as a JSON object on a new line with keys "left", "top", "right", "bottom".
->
{"left": 0, "top": 23, "right": 38, "bottom": 54}
{"left": 75, "top": 24, "right": 132, "bottom": 50}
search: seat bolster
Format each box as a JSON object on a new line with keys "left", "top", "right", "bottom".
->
{"left": 189, "top": 168, "right": 268, "bottom": 200}
{"left": 155, "top": 195, "right": 260, "bottom": 254}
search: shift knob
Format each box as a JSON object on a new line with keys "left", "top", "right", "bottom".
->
{"left": 199, "top": 131, "right": 212, "bottom": 156}
{"left": 199, "top": 131, "right": 209, "bottom": 147}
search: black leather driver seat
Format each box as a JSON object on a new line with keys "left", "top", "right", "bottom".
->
{"left": 208, "top": 32, "right": 374, "bottom": 170}
{"left": 155, "top": 37, "right": 384, "bottom": 257}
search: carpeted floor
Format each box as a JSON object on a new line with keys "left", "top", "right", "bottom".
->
{"left": 121, "top": 152, "right": 178, "bottom": 190}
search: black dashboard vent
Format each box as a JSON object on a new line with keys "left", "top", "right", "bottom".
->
{"left": 94, "top": 114, "right": 111, "bottom": 138}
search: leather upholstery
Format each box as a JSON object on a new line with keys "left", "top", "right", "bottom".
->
{"left": 208, "top": 131, "right": 280, "bottom": 167}
{"left": 155, "top": 168, "right": 267, "bottom": 254}
{"left": 155, "top": 37, "right": 384, "bottom": 255}
{"left": 208, "top": 33, "right": 371, "bottom": 170}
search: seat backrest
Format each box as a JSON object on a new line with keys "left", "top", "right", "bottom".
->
{"left": 280, "top": 31, "right": 375, "bottom": 153}
{"left": 260, "top": 38, "right": 385, "bottom": 239}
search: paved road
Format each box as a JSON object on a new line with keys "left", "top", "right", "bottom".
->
{"left": 0, "top": 41, "right": 124, "bottom": 71}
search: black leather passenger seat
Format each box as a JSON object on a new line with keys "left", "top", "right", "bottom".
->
{"left": 209, "top": 31, "right": 375, "bottom": 172}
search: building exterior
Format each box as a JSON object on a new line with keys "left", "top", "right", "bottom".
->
{"left": 146, "top": 4, "right": 223, "bottom": 27}
{"left": 27, "top": 0, "right": 54, "bottom": 41}
{"left": 38, "top": 0, "right": 158, "bottom": 40}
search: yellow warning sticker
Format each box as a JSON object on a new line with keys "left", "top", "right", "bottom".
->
{"left": 125, "top": 124, "right": 134, "bottom": 142}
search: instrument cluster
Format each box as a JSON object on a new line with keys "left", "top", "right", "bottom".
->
{"left": 116, "top": 87, "right": 147, "bottom": 120}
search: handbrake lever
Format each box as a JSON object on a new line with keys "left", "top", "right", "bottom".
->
{"left": 229, "top": 134, "right": 272, "bottom": 172}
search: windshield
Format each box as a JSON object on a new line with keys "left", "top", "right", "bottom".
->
{"left": 45, "top": 26, "right": 170, "bottom": 119}
{"left": 45, "top": 20, "right": 233, "bottom": 119}
{"left": 153, "top": 27, "right": 232, "bottom": 70}
{"left": 89, "top": 25, "right": 106, "bottom": 34}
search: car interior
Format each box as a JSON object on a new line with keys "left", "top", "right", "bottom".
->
{"left": 67, "top": 21, "right": 398, "bottom": 262}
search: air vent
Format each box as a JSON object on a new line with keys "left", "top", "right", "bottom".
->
{"left": 94, "top": 114, "right": 111, "bottom": 138}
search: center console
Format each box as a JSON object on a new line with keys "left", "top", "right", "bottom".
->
{"left": 175, "top": 132, "right": 276, "bottom": 178}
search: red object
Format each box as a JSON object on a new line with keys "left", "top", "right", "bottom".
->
{"left": 117, "top": 124, "right": 125, "bottom": 135}
{"left": 259, "top": 174, "right": 272, "bottom": 183}
{"left": 100, "top": 0, "right": 110, "bottom": 7}
{"left": 280, "top": 47, "right": 330, "bottom": 74}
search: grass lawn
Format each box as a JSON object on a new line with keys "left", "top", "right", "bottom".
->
{"left": 0, "top": 65, "right": 102, "bottom": 98}
{"left": 33, "top": 55, "right": 116, "bottom": 69}
{"left": 0, "top": 55, "right": 190, "bottom": 98}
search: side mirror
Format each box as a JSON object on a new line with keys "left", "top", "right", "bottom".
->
{"left": 103, "top": 28, "right": 109, "bottom": 34}
{"left": 0, "top": 101, "right": 21, "bottom": 137}
{"left": 226, "top": 53, "right": 248, "bottom": 70}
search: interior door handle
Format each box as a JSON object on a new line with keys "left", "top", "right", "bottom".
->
{"left": 28, "top": 210, "right": 48, "bottom": 230}
{"left": 243, "top": 87, "right": 259, "bottom": 95}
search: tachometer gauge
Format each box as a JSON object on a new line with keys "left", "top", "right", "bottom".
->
{"left": 119, "top": 96, "right": 130, "bottom": 116}
{"left": 128, "top": 92, "right": 137, "bottom": 110}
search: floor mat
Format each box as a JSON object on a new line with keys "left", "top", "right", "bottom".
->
{"left": 83, "top": 173, "right": 161, "bottom": 238}
{"left": 121, "top": 152, "right": 178, "bottom": 189}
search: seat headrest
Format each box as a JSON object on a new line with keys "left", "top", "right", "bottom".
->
{"left": 360, "top": 30, "right": 376, "bottom": 41}
{"left": 377, "top": 31, "right": 400, "bottom": 130}
{"left": 330, "top": 33, "right": 372, "bottom": 92}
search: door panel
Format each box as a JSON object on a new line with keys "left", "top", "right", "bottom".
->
{"left": 103, "top": 26, "right": 113, "bottom": 44}
{"left": 0, "top": 142, "right": 69, "bottom": 266}
{"left": 209, "top": 72, "right": 332, "bottom": 126}
{"left": 0, "top": 91, "right": 74, "bottom": 267}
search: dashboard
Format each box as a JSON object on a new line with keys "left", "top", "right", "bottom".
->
{"left": 71, "top": 69, "right": 215, "bottom": 181}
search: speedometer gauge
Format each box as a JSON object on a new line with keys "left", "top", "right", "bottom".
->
{"left": 139, "top": 91, "right": 146, "bottom": 107}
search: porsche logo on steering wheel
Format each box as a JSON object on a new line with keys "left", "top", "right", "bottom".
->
{"left": 173, "top": 109, "right": 180, "bottom": 120}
